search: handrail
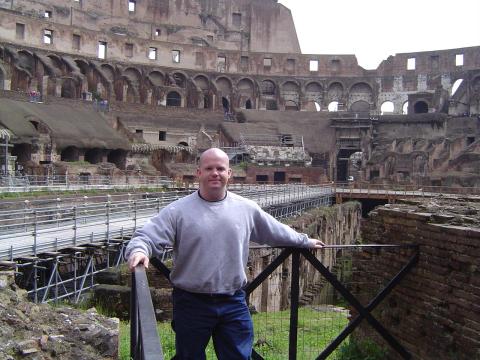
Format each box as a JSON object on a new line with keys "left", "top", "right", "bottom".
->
{"left": 139, "top": 244, "right": 418, "bottom": 360}
{"left": 130, "top": 264, "right": 164, "bottom": 360}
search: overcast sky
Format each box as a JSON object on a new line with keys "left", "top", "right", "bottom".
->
{"left": 278, "top": 0, "right": 480, "bottom": 69}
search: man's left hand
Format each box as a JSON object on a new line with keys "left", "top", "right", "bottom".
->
{"left": 308, "top": 239, "right": 325, "bottom": 248}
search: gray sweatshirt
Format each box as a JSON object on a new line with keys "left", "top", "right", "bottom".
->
{"left": 125, "top": 191, "right": 310, "bottom": 294}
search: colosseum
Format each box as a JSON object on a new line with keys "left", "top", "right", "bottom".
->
{"left": 0, "top": 0, "right": 479, "bottom": 186}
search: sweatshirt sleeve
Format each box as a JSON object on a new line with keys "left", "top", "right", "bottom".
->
{"left": 250, "top": 205, "right": 310, "bottom": 247}
{"left": 124, "top": 206, "right": 176, "bottom": 260}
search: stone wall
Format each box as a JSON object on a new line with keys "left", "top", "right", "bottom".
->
{"left": 359, "top": 198, "right": 480, "bottom": 359}
{"left": 0, "top": 270, "right": 119, "bottom": 359}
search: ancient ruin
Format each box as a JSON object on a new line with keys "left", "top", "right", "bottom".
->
{"left": 0, "top": 0, "right": 478, "bottom": 185}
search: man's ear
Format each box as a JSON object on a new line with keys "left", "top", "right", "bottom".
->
{"left": 227, "top": 168, "right": 232, "bottom": 178}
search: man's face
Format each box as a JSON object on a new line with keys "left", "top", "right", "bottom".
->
{"left": 197, "top": 151, "right": 232, "bottom": 198}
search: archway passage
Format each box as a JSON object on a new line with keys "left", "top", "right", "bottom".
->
{"left": 414, "top": 101, "right": 428, "bottom": 114}
{"left": 336, "top": 148, "right": 361, "bottom": 182}
{"left": 222, "top": 97, "right": 230, "bottom": 113}
{"left": 85, "top": 148, "right": 103, "bottom": 164}
{"left": 107, "top": 149, "right": 127, "bottom": 170}
{"left": 166, "top": 91, "right": 181, "bottom": 107}
{"left": 245, "top": 99, "right": 252, "bottom": 109}
{"left": 60, "top": 146, "right": 79, "bottom": 162}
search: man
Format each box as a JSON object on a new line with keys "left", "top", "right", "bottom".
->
{"left": 126, "top": 148, "right": 324, "bottom": 360}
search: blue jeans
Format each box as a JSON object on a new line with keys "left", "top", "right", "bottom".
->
{"left": 172, "top": 288, "right": 253, "bottom": 360}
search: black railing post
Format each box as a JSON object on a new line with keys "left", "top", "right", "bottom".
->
{"left": 289, "top": 250, "right": 301, "bottom": 360}
{"left": 130, "top": 269, "right": 139, "bottom": 358}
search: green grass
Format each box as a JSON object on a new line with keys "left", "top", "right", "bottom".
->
{"left": 119, "top": 307, "right": 350, "bottom": 360}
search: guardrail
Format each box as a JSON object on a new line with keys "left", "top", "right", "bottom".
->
{"left": 130, "top": 244, "right": 419, "bottom": 360}
{"left": 0, "top": 185, "right": 334, "bottom": 260}
{"left": 0, "top": 175, "right": 174, "bottom": 192}
{"left": 334, "top": 182, "right": 480, "bottom": 197}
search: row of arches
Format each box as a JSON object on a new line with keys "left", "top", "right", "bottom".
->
{"left": 3, "top": 48, "right": 480, "bottom": 114}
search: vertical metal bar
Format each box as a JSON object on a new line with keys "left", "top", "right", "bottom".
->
{"left": 289, "top": 250, "right": 300, "bottom": 360}
{"left": 130, "top": 269, "right": 138, "bottom": 358}
{"left": 33, "top": 259, "right": 38, "bottom": 303}
{"left": 33, "top": 211, "right": 38, "bottom": 257}
{"left": 73, "top": 206, "right": 77, "bottom": 246}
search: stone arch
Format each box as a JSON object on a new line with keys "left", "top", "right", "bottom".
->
{"left": 216, "top": 76, "right": 232, "bottom": 93}
{"left": 413, "top": 101, "right": 429, "bottom": 114}
{"left": 124, "top": 67, "right": 141, "bottom": 83}
{"left": 74, "top": 59, "right": 89, "bottom": 75}
{"left": 100, "top": 64, "right": 115, "bottom": 82}
{"left": 261, "top": 79, "right": 276, "bottom": 95}
{"left": 305, "top": 81, "right": 323, "bottom": 93}
{"left": 237, "top": 78, "right": 254, "bottom": 92}
{"left": 451, "top": 78, "right": 464, "bottom": 96}
{"left": 194, "top": 74, "right": 210, "bottom": 91}
{"left": 245, "top": 99, "right": 253, "bottom": 109}
{"left": 350, "top": 100, "right": 370, "bottom": 113}
{"left": 327, "top": 82, "right": 344, "bottom": 101}
{"left": 17, "top": 50, "right": 35, "bottom": 74}
{"left": 172, "top": 72, "right": 187, "bottom": 88}
{"left": 47, "top": 54, "right": 64, "bottom": 74}
{"left": 281, "top": 80, "right": 300, "bottom": 93}
{"left": 402, "top": 101, "right": 409, "bottom": 114}
{"left": 349, "top": 82, "right": 373, "bottom": 106}
{"left": 166, "top": 91, "right": 182, "bottom": 107}
{"left": 148, "top": 70, "right": 165, "bottom": 86}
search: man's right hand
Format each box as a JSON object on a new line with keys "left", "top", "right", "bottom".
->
{"left": 128, "top": 252, "right": 150, "bottom": 271}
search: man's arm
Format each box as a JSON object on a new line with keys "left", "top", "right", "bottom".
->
{"left": 125, "top": 206, "right": 176, "bottom": 271}
{"left": 251, "top": 206, "right": 325, "bottom": 248}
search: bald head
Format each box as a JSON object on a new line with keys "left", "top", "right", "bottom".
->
{"left": 197, "top": 148, "right": 232, "bottom": 201}
{"left": 199, "top": 148, "right": 230, "bottom": 167}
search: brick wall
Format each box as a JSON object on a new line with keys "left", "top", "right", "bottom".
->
{"left": 359, "top": 201, "right": 480, "bottom": 359}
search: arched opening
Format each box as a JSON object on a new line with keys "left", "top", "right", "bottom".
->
{"left": 172, "top": 72, "right": 186, "bottom": 88}
{"left": 350, "top": 100, "right": 370, "bottom": 113}
{"left": 402, "top": 101, "right": 409, "bottom": 114}
{"left": 380, "top": 101, "right": 394, "bottom": 115}
{"left": 337, "top": 148, "right": 361, "bottom": 182}
{"left": 166, "top": 91, "right": 181, "bottom": 107}
{"left": 245, "top": 99, "right": 252, "bottom": 109}
{"left": 178, "top": 142, "right": 188, "bottom": 147}
{"left": 285, "top": 100, "right": 299, "bottom": 111}
{"left": 222, "top": 97, "right": 230, "bottom": 113}
{"left": 266, "top": 100, "right": 278, "bottom": 110}
{"left": 261, "top": 80, "right": 275, "bottom": 95}
{"left": 413, "top": 101, "right": 428, "bottom": 114}
{"left": 61, "top": 79, "right": 76, "bottom": 98}
{"left": 328, "top": 101, "right": 339, "bottom": 112}
{"left": 85, "top": 148, "right": 103, "bottom": 164}
{"left": 107, "top": 149, "right": 127, "bottom": 170}
{"left": 60, "top": 146, "right": 79, "bottom": 162}
{"left": 11, "top": 144, "right": 32, "bottom": 164}
{"left": 451, "top": 79, "right": 463, "bottom": 96}
{"left": 315, "top": 102, "right": 321, "bottom": 111}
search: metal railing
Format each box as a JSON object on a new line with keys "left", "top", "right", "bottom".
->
{"left": 130, "top": 264, "right": 164, "bottom": 360}
{"left": 0, "top": 185, "right": 334, "bottom": 260}
{"left": 130, "top": 244, "right": 419, "bottom": 360}
{"left": 334, "top": 182, "right": 480, "bottom": 197}
{"left": 0, "top": 175, "right": 174, "bottom": 192}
